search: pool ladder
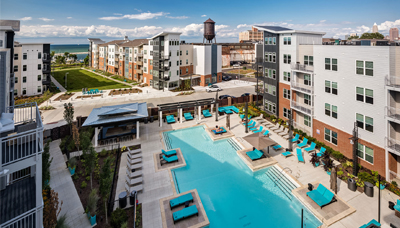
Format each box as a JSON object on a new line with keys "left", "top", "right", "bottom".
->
{"left": 265, "top": 166, "right": 297, "bottom": 200}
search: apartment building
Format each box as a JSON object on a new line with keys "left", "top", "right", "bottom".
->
{"left": 239, "top": 26, "right": 263, "bottom": 43}
{"left": 89, "top": 32, "right": 222, "bottom": 90}
{"left": 0, "top": 20, "right": 44, "bottom": 228}
{"left": 13, "top": 42, "right": 51, "bottom": 97}
{"left": 88, "top": 38, "right": 105, "bottom": 68}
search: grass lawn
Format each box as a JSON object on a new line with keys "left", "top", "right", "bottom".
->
{"left": 111, "top": 75, "right": 139, "bottom": 85}
{"left": 227, "top": 69, "right": 256, "bottom": 74}
{"left": 53, "top": 69, "right": 130, "bottom": 92}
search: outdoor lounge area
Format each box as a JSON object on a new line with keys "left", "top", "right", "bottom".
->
{"left": 205, "top": 125, "right": 234, "bottom": 140}
{"left": 154, "top": 148, "right": 186, "bottom": 172}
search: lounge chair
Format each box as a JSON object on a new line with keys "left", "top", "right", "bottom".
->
{"left": 173, "top": 205, "right": 199, "bottom": 224}
{"left": 127, "top": 158, "right": 142, "bottom": 166}
{"left": 225, "top": 109, "right": 233, "bottom": 114}
{"left": 125, "top": 182, "right": 143, "bottom": 192}
{"left": 161, "top": 155, "right": 178, "bottom": 166}
{"left": 296, "top": 148, "right": 305, "bottom": 163}
{"left": 127, "top": 163, "right": 142, "bottom": 171}
{"left": 273, "top": 145, "right": 283, "bottom": 150}
{"left": 161, "top": 149, "right": 177, "bottom": 157}
{"left": 246, "top": 149, "right": 265, "bottom": 161}
{"left": 264, "top": 121, "right": 275, "bottom": 127}
{"left": 169, "top": 193, "right": 194, "bottom": 209}
{"left": 317, "top": 147, "right": 326, "bottom": 157}
{"left": 253, "top": 126, "right": 264, "bottom": 133}
{"left": 126, "top": 169, "right": 142, "bottom": 179}
{"left": 255, "top": 114, "right": 264, "bottom": 120}
{"left": 184, "top": 112, "right": 194, "bottom": 120}
{"left": 247, "top": 122, "right": 256, "bottom": 129}
{"left": 304, "top": 142, "right": 316, "bottom": 153}
{"left": 297, "top": 138, "right": 308, "bottom": 148}
{"left": 306, "top": 184, "right": 336, "bottom": 208}
{"left": 279, "top": 128, "right": 289, "bottom": 137}
{"left": 166, "top": 115, "right": 176, "bottom": 124}
{"left": 125, "top": 176, "right": 143, "bottom": 186}
{"left": 359, "top": 219, "right": 381, "bottom": 228}
{"left": 394, "top": 199, "right": 400, "bottom": 212}
{"left": 231, "top": 106, "right": 239, "bottom": 113}
{"left": 218, "top": 107, "right": 225, "bottom": 113}
{"left": 273, "top": 125, "right": 285, "bottom": 133}
{"left": 240, "top": 114, "right": 245, "bottom": 119}
{"left": 263, "top": 130, "right": 270, "bottom": 136}
{"left": 282, "top": 151, "right": 293, "bottom": 158}
{"left": 291, "top": 134, "right": 300, "bottom": 142}
{"left": 212, "top": 127, "right": 227, "bottom": 134}
{"left": 270, "top": 123, "right": 280, "bottom": 131}
{"left": 127, "top": 153, "right": 141, "bottom": 160}
{"left": 243, "top": 120, "right": 254, "bottom": 126}
{"left": 202, "top": 110, "right": 212, "bottom": 118}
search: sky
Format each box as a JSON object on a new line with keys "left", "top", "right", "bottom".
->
{"left": 1, "top": 0, "right": 400, "bottom": 44}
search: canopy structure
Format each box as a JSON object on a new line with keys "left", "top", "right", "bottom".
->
{"left": 243, "top": 132, "right": 277, "bottom": 151}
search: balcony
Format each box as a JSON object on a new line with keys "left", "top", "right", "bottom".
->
{"left": 136, "top": 69, "right": 143, "bottom": 74}
{"left": 1, "top": 103, "right": 43, "bottom": 167}
{"left": 387, "top": 137, "right": 400, "bottom": 155}
{"left": 42, "top": 75, "right": 51, "bottom": 86}
{"left": 386, "top": 76, "right": 400, "bottom": 89}
{"left": 160, "top": 55, "right": 170, "bottom": 60}
{"left": 137, "top": 53, "right": 143, "bottom": 57}
{"left": 291, "top": 100, "right": 313, "bottom": 116}
{"left": 293, "top": 121, "right": 311, "bottom": 136}
{"left": 42, "top": 65, "right": 50, "bottom": 73}
{"left": 291, "top": 81, "right": 313, "bottom": 94}
{"left": 291, "top": 63, "right": 314, "bottom": 73}
{"left": 114, "top": 62, "right": 119, "bottom": 68}
{"left": 137, "top": 61, "right": 143, "bottom": 66}
{"left": 42, "top": 54, "right": 50, "bottom": 62}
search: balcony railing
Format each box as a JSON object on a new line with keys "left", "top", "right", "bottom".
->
{"left": 136, "top": 69, "right": 143, "bottom": 74}
{"left": 160, "top": 55, "right": 170, "bottom": 60}
{"left": 387, "top": 137, "right": 400, "bottom": 154}
{"left": 291, "top": 81, "right": 313, "bottom": 94}
{"left": 137, "top": 53, "right": 143, "bottom": 57}
{"left": 291, "top": 63, "right": 314, "bottom": 72}
{"left": 389, "top": 170, "right": 400, "bottom": 185}
{"left": 293, "top": 121, "right": 311, "bottom": 136}
{"left": 137, "top": 61, "right": 143, "bottom": 66}
{"left": 1, "top": 103, "right": 43, "bottom": 166}
{"left": 386, "top": 106, "right": 400, "bottom": 121}
{"left": 291, "top": 100, "right": 313, "bottom": 116}
{"left": 386, "top": 76, "right": 400, "bottom": 88}
{"left": 42, "top": 54, "right": 50, "bottom": 61}
{"left": 0, "top": 208, "right": 38, "bottom": 228}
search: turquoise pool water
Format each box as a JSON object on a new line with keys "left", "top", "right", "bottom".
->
{"left": 167, "top": 126, "right": 322, "bottom": 228}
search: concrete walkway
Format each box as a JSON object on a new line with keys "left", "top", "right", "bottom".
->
{"left": 51, "top": 76, "right": 67, "bottom": 92}
{"left": 49, "top": 140, "right": 91, "bottom": 228}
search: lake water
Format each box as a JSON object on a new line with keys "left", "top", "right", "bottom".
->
{"left": 51, "top": 44, "right": 89, "bottom": 60}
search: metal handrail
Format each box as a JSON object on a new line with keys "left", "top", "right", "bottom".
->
{"left": 386, "top": 106, "right": 400, "bottom": 120}
{"left": 290, "top": 63, "right": 314, "bottom": 72}
{"left": 386, "top": 75, "right": 400, "bottom": 87}
{"left": 291, "top": 100, "right": 313, "bottom": 116}
{"left": 386, "top": 137, "right": 400, "bottom": 153}
{"left": 291, "top": 81, "right": 313, "bottom": 94}
{"left": 0, "top": 207, "right": 37, "bottom": 228}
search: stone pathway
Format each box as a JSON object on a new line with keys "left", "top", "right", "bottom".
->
{"left": 49, "top": 140, "right": 91, "bottom": 228}
{"left": 51, "top": 76, "right": 67, "bottom": 92}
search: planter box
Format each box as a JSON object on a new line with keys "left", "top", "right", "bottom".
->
{"left": 68, "top": 167, "right": 76, "bottom": 176}
{"left": 87, "top": 212, "right": 97, "bottom": 226}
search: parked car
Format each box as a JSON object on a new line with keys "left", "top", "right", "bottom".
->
{"left": 241, "top": 93, "right": 250, "bottom": 97}
{"left": 222, "top": 75, "right": 232, "bottom": 81}
{"left": 206, "top": 84, "right": 222, "bottom": 92}
{"left": 219, "top": 95, "right": 236, "bottom": 99}
{"left": 233, "top": 64, "right": 240, "bottom": 68}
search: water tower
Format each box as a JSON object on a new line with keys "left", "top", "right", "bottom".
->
{"left": 203, "top": 18, "right": 216, "bottom": 43}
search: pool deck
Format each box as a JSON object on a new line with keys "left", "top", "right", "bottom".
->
{"left": 131, "top": 112, "right": 400, "bottom": 228}
{"left": 204, "top": 125, "right": 235, "bottom": 140}
{"left": 154, "top": 148, "right": 187, "bottom": 172}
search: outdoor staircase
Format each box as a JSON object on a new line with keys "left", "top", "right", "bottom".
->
{"left": 265, "top": 166, "right": 297, "bottom": 200}
{"left": 162, "top": 132, "right": 172, "bottom": 150}
{"left": 227, "top": 138, "right": 241, "bottom": 151}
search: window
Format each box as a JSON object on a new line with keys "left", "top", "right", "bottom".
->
{"left": 177, "top": 61, "right": 179, "bottom": 66}
{"left": 325, "top": 103, "right": 331, "bottom": 116}
{"left": 134, "top": 65, "right": 137, "bottom": 69}
{"left": 23, "top": 65, "right": 27, "bottom": 71}
{"left": 332, "top": 82, "right": 338, "bottom": 95}
{"left": 38, "top": 64, "right": 41, "bottom": 70}
{"left": 332, "top": 105, "right": 338, "bottom": 119}
{"left": 150, "top": 69, "right": 153, "bottom": 75}
{"left": 186, "top": 50, "right": 188, "bottom": 55}
{"left": 283, "top": 54, "right": 291, "bottom": 64}
{"left": 284, "top": 55, "right": 287, "bottom": 64}
{"left": 304, "top": 115, "right": 311, "bottom": 127}
{"left": 325, "top": 58, "right": 331, "bottom": 70}
{"left": 269, "top": 37, "right": 272, "bottom": 45}
{"left": 284, "top": 37, "right": 287, "bottom": 45}
{"left": 14, "top": 53, "right": 18, "bottom": 60}
{"left": 15, "top": 77, "right": 18, "bottom": 83}
{"left": 176, "top": 70, "right": 179, "bottom": 76}
{"left": 304, "top": 94, "right": 311, "bottom": 105}
{"left": 177, "top": 51, "right": 179, "bottom": 56}
{"left": 14, "top": 89, "right": 17, "bottom": 96}
{"left": 144, "top": 59, "right": 147, "bottom": 64}
{"left": 180, "top": 51, "right": 182, "bottom": 56}
{"left": 283, "top": 108, "right": 291, "bottom": 118}
{"left": 271, "top": 70, "right": 276, "bottom": 79}
{"left": 273, "top": 37, "right": 276, "bottom": 45}
{"left": 357, "top": 60, "right": 373, "bottom": 76}
{"left": 272, "top": 53, "right": 276, "bottom": 63}
{"left": 161, "top": 41, "right": 164, "bottom": 46}
{"left": 288, "top": 37, "right": 291, "bottom": 45}
{"left": 37, "top": 75, "right": 41, "bottom": 81}
{"left": 179, "top": 69, "right": 182, "bottom": 75}
{"left": 325, "top": 80, "right": 331, "bottom": 93}
{"left": 324, "top": 103, "right": 337, "bottom": 118}
{"left": 14, "top": 65, "right": 18, "bottom": 72}
{"left": 283, "top": 89, "right": 290, "bottom": 99}
{"left": 304, "top": 75, "right": 311, "bottom": 86}
{"left": 324, "top": 128, "right": 338, "bottom": 145}
{"left": 186, "top": 59, "right": 188, "bottom": 64}
{"left": 144, "top": 67, "right": 147, "bottom": 72}
{"left": 180, "top": 60, "right": 182, "bottom": 65}
{"left": 265, "top": 84, "right": 276, "bottom": 96}
{"left": 265, "top": 100, "right": 276, "bottom": 113}
{"left": 356, "top": 113, "right": 373, "bottom": 132}
{"left": 304, "top": 55, "right": 313, "bottom": 66}
{"left": 130, "top": 57, "right": 132, "bottom": 61}
{"left": 356, "top": 87, "right": 364, "bottom": 102}
{"left": 38, "top": 52, "right": 41, "bottom": 59}
{"left": 332, "top": 59, "right": 337, "bottom": 71}
{"left": 357, "top": 143, "right": 374, "bottom": 164}
{"left": 356, "top": 87, "right": 373, "bottom": 104}
{"left": 144, "top": 50, "right": 147, "bottom": 54}
{"left": 283, "top": 72, "right": 291, "bottom": 82}
{"left": 304, "top": 55, "right": 308, "bottom": 65}
{"left": 150, "top": 60, "right": 153, "bottom": 65}
{"left": 37, "top": 86, "right": 41, "bottom": 93}
{"left": 23, "top": 88, "right": 26, "bottom": 95}
{"left": 186, "top": 68, "right": 188, "bottom": 73}
{"left": 23, "top": 53, "right": 27, "bottom": 60}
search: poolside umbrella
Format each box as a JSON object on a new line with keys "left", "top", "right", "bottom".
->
{"left": 243, "top": 132, "right": 277, "bottom": 153}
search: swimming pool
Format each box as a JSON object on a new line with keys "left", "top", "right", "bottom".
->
{"left": 166, "top": 126, "right": 322, "bottom": 228}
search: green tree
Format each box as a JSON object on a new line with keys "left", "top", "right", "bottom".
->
{"left": 360, "top": 32, "right": 384, "bottom": 39}
{"left": 63, "top": 103, "right": 74, "bottom": 133}
{"left": 42, "top": 142, "right": 53, "bottom": 188}
{"left": 99, "top": 157, "right": 114, "bottom": 224}
{"left": 84, "top": 55, "right": 89, "bottom": 66}
{"left": 80, "top": 131, "right": 92, "bottom": 158}
{"left": 347, "top": 35, "right": 359, "bottom": 40}
{"left": 70, "top": 54, "right": 78, "bottom": 63}
{"left": 50, "top": 51, "right": 55, "bottom": 59}
{"left": 86, "top": 146, "right": 97, "bottom": 189}
{"left": 64, "top": 52, "right": 70, "bottom": 59}
{"left": 56, "top": 56, "right": 66, "bottom": 64}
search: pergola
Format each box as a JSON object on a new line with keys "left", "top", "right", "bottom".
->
{"left": 157, "top": 98, "right": 218, "bottom": 127}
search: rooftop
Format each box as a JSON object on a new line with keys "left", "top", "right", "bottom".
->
{"left": 148, "top": 31, "right": 182, "bottom": 40}
{"left": 119, "top": 39, "right": 148, "bottom": 47}
{"left": 0, "top": 20, "right": 20, "bottom": 32}
{"left": 254, "top": 25, "right": 325, "bottom": 35}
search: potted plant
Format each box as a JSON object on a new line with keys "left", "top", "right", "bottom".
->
{"left": 68, "top": 157, "right": 77, "bottom": 176}
{"left": 87, "top": 188, "right": 99, "bottom": 226}
{"left": 309, "top": 153, "right": 320, "bottom": 167}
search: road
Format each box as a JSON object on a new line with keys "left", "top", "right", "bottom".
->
{"left": 41, "top": 85, "right": 256, "bottom": 128}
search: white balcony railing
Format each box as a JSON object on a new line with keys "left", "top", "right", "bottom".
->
{"left": 386, "top": 137, "right": 400, "bottom": 154}
{"left": 386, "top": 76, "right": 400, "bottom": 88}
{"left": 291, "top": 100, "right": 313, "bottom": 116}
{"left": 137, "top": 53, "right": 143, "bottom": 57}
{"left": 0, "top": 208, "right": 37, "bottom": 228}
{"left": 293, "top": 121, "right": 311, "bottom": 136}
{"left": 386, "top": 106, "right": 400, "bottom": 121}
{"left": 1, "top": 103, "right": 43, "bottom": 166}
{"left": 389, "top": 170, "right": 400, "bottom": 185}
{"left": 291, "top": 63, "right": 314, "bottom": 72}
{"left": 291, "top": 81, "right": 313, "bottom": 94}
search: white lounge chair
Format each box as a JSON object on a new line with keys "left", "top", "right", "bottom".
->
{"left": 126, "top": 169, "right": 143, "bottom": 179}
{"left": 270, "top": 123, "right": 280, "bottom": 131}
{"left": 125, "top": 182, "right": 143, "bottom": 192}
{"left": 273, "top": 125, "right": 285, "bottom": 133}
{"left": 125, "top": 176, "right": 143, "bottom": 186}
{"left": 279, "top": 128, "right": 289, "bottom": 137}
{"left": 127, "top": 158, "right": 142, "bottom": 166}
{"left": 127, "top": 163, "right": 142, "bottom": 171}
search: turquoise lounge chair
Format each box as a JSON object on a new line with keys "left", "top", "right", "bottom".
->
{"left": 273, "top": 145, "right": 283, "bottom": 150}
{"left": 166, "top": 115, "right": 176, "bottom": 124}
{"left": 240, "top": 114, "right": 245, "bottom": 119}
{"left": 317, "top": 147, "right": 326, "bottom": 157}
{"left": 161, "top": 149, "right": 177, "bottom": 157}
{"left": 394, "top": 199, "right": 400, "bottom": 212}
{"left": 297, "top": 138, "right": 308, "bottom": 148}
{"left": 243, "top": 120, "right": 254, "bottom": 125}
{"left": 161, "top": 155, "right": 178, "bottom": 166}
{"left": 291, "top": 134, "right": 300, "bottom": 142}
{"left": 296, "top": 148, "right": 305, "bottom": 163}
{"left": 304, "top": 142, "right": 316, "bottom": 153}
{"left": 306, "top": 184, "right": 336, "bottom": 208}
{"left": 359, "top": 219, "right": 381, "bottom": 228}
{"left": 173, "top": 205, "right": 199, "bottom": 224}
{"left": 263, "top": 130, "right": 270, "bottom": 136}
{"left": 218, "top": 107, "right": 225, "bottom": 113}
{"left": 282, "top": 151, "right": 293, "bottom": 158}
{"left": 169, "top": 193, "right": 194, "bottom": 209}
{"left": 225, "top": 109, "right": 233, "bottom": 114}
{"left": 246, "top": 149, "right": 265, "bottom": 161}
{"left": 212, "top": 127, "right": 227, "bottom": 134}
{"left": 202, "top": 110, "right": 212, "bottom": 118}
{"left": 184, "top": 112, "right": 194, "bottom": 120}
{"left": 253, "top": 126, "right": 263, "bottom": 133}
{"left": 230, "top": 106, "right": 239, "bottom": 113}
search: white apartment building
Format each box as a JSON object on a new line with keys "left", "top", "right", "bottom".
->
{"left": 0, "top": 20, "right": 44, "bottom": 228}
{"left": 88, "top": 38, "right": 105, "bottom": 68}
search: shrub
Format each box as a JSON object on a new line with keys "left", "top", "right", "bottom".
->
{"left": 73, "top": 175, "right": 79, "bottom": 180}
{"left": 337, "top": 171, "right": 344, "bottom": 176}
{"left": 87, "top": 188, "right": 99, "bottom": 216}
{"left": 121, "top": 146, "right": 127, "bottom": 152}
{"left": 110, "top": 208, "right": 128, "bottom": 228}
{"left": 100, "top": 149, "right": 108, "bottom": 157}
{"left": 331, "top": 151, "right": 344, "bottom": 161}
{"left": 81, "top": 181, "right": 87, "bottom": 188}
{"left": 86, "top": 176, "right": 90, "bottom": 181}
{"left": 358, "top": 172, "right": 375, "bottom": 184}
{"left": 392, "top": 181, "right": 398, "bottom": 187}
{"left": 68, "top": 157, "right": 77, "bottom": 169}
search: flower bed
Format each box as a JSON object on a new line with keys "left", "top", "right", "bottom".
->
{"left": 108, "top": 88, "right": 142, "bottom": 96}
{"left": 176, "top": 91, "right": 195, "bottom": 96}
{"left": 76, "top": 94, "right": 102, "bottom": 99}
{"left": 54, "top": 92, "right": 75, "bottom": 101}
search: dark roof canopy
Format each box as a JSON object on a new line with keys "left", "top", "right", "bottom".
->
{"left": 254, "top": 25, "right": 291, "bottom": 32}
{"left": 157, "top": 98, "right": 217, "bottom": 112}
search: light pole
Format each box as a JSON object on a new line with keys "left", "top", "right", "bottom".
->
{"left": 65, "top": 72, "right": 69, "bottom": 89}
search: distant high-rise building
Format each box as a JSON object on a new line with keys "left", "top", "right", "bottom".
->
{"left": 350, "top": 33, "right": 357, "bottom": 37}
{"left": 372, "top": 23, "right": 379, "bottom": 33}
{"left": 239, "top": 26, "right": 263, "bottom": 42}
{"left": 390, "top": 27, "right": 399, "bottom": 41}
{"left": 345, "top": 35, "right": 349, "bottom": 40}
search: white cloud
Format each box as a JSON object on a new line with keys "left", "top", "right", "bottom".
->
{"left": 377, "top": 19, "right": 400, "bottom": 31}
{"left": 99, "top": 12, "right": 166, "bottom": 20}
{"left": 320, "top": 20, "right": 326, "bottom": 23}
{"left": 67, "top": 17, "right": 72, "bottom": 19}
{"left": 20, "top": 17, "right": 32, "bottom": 21}
{"left": 166, "top": 16, "right": 189, "bottom": 19}
{"left": 113, "top": 13, "right": 122, "bottom": 15}
{"left": 201, "top": 15, "right": 207, "bottom": 17}
{"left": 39, "top": 18, "right": 54, "bottom": 22}
{"left": 237, "top": 24, "right": 250, "bottom": 29}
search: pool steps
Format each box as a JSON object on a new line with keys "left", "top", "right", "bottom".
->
{"left": 227, "top": 138, "right": 242, "bottom": 151}
{"left": 162, "top": 132, "right": 172, "bottom": 150}
{"left": 265, "top": 166, "right": 297, "bottom": 200}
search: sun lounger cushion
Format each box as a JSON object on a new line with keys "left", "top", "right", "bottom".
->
{"left": 163, "top": 155, "right": 178, "bottom": 163}
{"left": 306, "top": 184, "right": 335, "bottom": 208}
{"left": 166, "top": 115, "right": 175, "bottom": 123}
{"left": 317, "top": 147, "right": 326, "bottom": 157}
{"left": 296, "top": 148, "right": 305, "bottom": 163}
{"left": 225, "top": 110, "right": 233, "bottom": 114}
{"left": 253, "top": 126, "right": 263, "bottom": 133}
{"left": 203, "top": 110, "right": 212, "bottom": 117}
{"left": 246, "top": 149, "right": 264, "bottom": 160}
{"left": 212, "top": 127, "right": 227, "bottom": 134}
{"left": 173, "top": 205, "right": 198, "bottom": 223}
{"left": 170, "top": 193, "right": 194, "bottom": 209}
{"left": 291, "top": 134, "right": 300, "bottom": 142}
{"left": 184, "top": 113, "right": 193, "bottom": 120}
{"left": 394, "top": 199, "right": 400, "bottom": 212}
{"left": 273, "top": 145, "right": 282, "bottom": 150}
{"left": 263, "top": 130, "right": 270, "bottom": 136}
{"left": 162, "top": 149, "right": 177, "bottom": 156}
{"left": 297, "top": 138, "right": 308, "bottom": 148}
{"left": 282, "top": 151, "right": 293, "bottom": 157}
{"left": 304, "top": 142, "right": 316, "bottom": 152}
